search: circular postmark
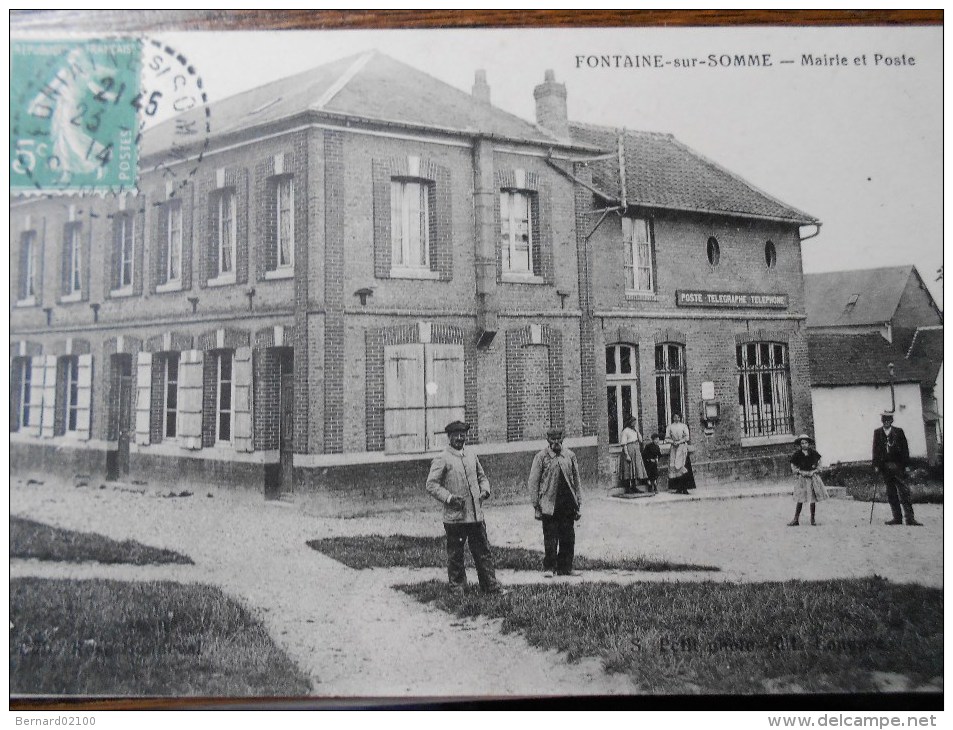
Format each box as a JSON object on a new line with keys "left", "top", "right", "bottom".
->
{"left": 10, "top": 36, "right": 212, "bottom": 197}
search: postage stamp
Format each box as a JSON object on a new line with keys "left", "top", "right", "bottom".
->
{"left": 10, "top": 38, "right": 142, "bottom": 193}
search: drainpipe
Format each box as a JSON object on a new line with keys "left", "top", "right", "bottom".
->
{"left": 473, "top": 138, "right": 498, "bottom": 348}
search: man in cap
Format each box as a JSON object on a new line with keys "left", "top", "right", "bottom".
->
{"left": 426, "top": 420, "right": 504, "bottom": 595}
{"left": 872, "top": 410, "right": 922, "bottom": 526}
{"left": 529, "top": 428, "right": 583, "bottom": 577}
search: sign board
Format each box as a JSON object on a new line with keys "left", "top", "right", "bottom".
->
{"left": 676, "top": 290, "right": 789, "bottom": 308}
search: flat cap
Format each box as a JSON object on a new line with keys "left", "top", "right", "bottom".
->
{"left": 445, "top": 420, "right": 470, "bottom": 434}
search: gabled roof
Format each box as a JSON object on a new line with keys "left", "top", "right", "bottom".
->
{"left": 804, "top": 266, "right": 916, "bottom": 329}
{"left": 142, "top": 51, "right": 575, "bottom": 158}
{"left": 905, "top": 326, "right": 944, "bottom": 384}
{"left": 569, "top": 122, "right": 818, "bottom": 225}
{"left": 808, "top": 333, "right": 923, "bottom": 387}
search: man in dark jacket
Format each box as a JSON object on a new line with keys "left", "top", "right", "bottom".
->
{"left": 529, "top": 428, "right": 583, "bottom": 577}
{"left": 872, "top": 411, "right": 922, "bottom": 526}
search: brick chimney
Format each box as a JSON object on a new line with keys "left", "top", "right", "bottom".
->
{"left": 534, "top": 69, "right": 569, "bottom": 139}
{"left": 472, "top": 69, "right": 490, "bottom": 104}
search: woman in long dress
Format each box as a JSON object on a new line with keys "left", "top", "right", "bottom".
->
{"left": 618, "top": 416, "right": 648, "bottom": 493}
{"left": 665, "top": 413, "right": 696, "bottom": 494}
{"left": 788, "top": 434, "right": 829, "bottom": 526}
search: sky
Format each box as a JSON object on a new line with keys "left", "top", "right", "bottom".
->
{"left": 162, "top": 25, "right": 943, "bottom": 305}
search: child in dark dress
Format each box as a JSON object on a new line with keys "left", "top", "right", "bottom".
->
{"left": 642, "top": 434, "right": 662, "bottom": 492}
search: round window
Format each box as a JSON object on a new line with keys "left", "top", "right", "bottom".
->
{"left": 706, "top": 236, "right": 720, "bottom": 266}
{"left": 765, "top": 240, "right": 777, "bottom": 268}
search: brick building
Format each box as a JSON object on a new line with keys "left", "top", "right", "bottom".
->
{"left": 10, "top": 52, "right": 819, "bottom": 509}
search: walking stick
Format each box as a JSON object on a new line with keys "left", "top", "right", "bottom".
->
{"left": 869, "top": 471, "right": 879, "bottom": 524}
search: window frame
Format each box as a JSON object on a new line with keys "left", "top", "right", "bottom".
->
{"left": 166, "top": 201, "right": 183, "bottom": 286}
{"left": 215, "top": 188, "right": 237, "bottom": 283}
{"left": 390, "top": 177, "right": 432, "bottom": 274}
{"left": 19, "top": 230, "right": 37, "bottom": 304}
{"left": 111, "top": 213, "right": 135, "bottom": 295}
{"left": 64, "top": 356, "right": 80, "bottom": 434}
{"left": 13, "top": 357, "right": 32, "bottom": 431}
{"left": 605, "top": 343, "right": 639, "bottom": 446}
{"left": 655, "top": 343, "right": 687, "bottom": 434}
{"left": 500, "top": 189, "right": 535, "bottom": 277}
{"left": 163, "top": 353, "right": 179, "bottom": 440}
{"left": 622, "top": 217, "right": 655, "bottom": 294}
{"left": 736, "top": 341, "right": 794, "bottom": 441}
{"left": 65, "top": 223, "right": 83, "bottom": 297}
{"left": 214, "top": 350, "right": 234, "bottom": 445}
{"left": 275, "top": 175, "right": 294, "bottom": 271}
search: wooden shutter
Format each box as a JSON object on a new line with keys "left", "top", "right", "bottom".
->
{"left": 18, "top": 235, "right": 30, "bottom": 300}
{"left": 383, "top": 343, "right": 425, "bottom": 453}
{"left": 74, "top": 353, "right": 93, "bottom": 440}
{"left": 177, "top": 349, "right": 204, "bottom": 449}
{"left": 425, "top": 344, "right": 465, "bottom": 451}
{"left": 232, "top": 346, "right": 253, "bottom": 452}
{"left": 155, "top": 201, "right": 169, "bottom": 289}
{"left": 25, "top": 357, "right": 45, "bottom": 437}
{"left": 134, "top": 352, "right": 152, "bottom": 445}
{"left": 40, "top": 355, "right": 57, "bottom": 438}
{"left": 60, "top": 224, "right": 71, "bottom": 295}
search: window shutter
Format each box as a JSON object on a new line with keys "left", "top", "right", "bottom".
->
{"left": 134, "top": 352, "right": 153, "bottom": 446}
{"left": 150, "top": 357, "right": 164, "bottom": 443}
{"left": 384, "top": 343, "right": 425, "bottom": 453}
{"left": 206, "top": 194, "right": 220, "bottom": 283}
{"left": 177, "top": 349, "right": 204, "bottom": 449}
{"left": 75, "top": 353, "right": 93, "bottom": 441}
{"left": 235, "top": 171, "right": 249, "bottom": 285}
{"left": 180, "top": 184, "right": 193, "bottom": 291}
{"left": 40, "top": 355, "right": 57, "bottom": 438}
{"left": 425, "top": 344, "right": 465, "bottom": 451}
{"left": 108, "top": 217, "right": 121, "bottom": 291}
{"left": 201, "top": 354, "right": 217, "bottom": 447}
{"left": 432, "top": 164, "right": 452, "bottom": 280}
{"left": 60, "top": 224, "right": 71, "bottom": 295}
{"left": 17, "top": 236, "right": 28, "bottom": 300}
{"left": 155, "top": 202, "right": 169, "bottom": 289}
{"left": 262, "top": 176, "right": 278, "bottom": 276}
{"left": 372, "top": 160, "right": 392, "bottom": 278}
{"left": 132, "top": 208, "right": 145, "bottom": 296}
{"left": 25, "top": 358, "right": 46, "bottom": 437}
{"left": 232, "top": 346, "right": 253, "bottom": 452}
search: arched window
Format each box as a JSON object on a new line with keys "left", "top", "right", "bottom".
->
{"left": 655, "top": 343, "right": 687, "bottom": 432}
{"left": 764, "top": 240, "right": 777, "bottom": 268}
{"left": 605, "top": 344, "right": 638, "bottom": 444}
{"left": 736, "top": 342, "right": 793, "bottom": 437}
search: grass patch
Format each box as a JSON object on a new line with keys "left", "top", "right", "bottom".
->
{"left": 10, "top": 578, "right": 311, "bottom": 696}
{"left": 11, "top": 517, "right": 193, "bottom": 565}
{"left": 398, "top": 577, "right": 942, "bottom": 694}
{"left": 308, "top": 534, "right": 717, "bottom": 572}
{"left": 821, "top": 461, "right": 944, "bottom": 504}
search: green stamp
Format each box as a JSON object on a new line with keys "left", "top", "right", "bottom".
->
{"left": 11, "top": 38, "right": 142, "bottom": 193}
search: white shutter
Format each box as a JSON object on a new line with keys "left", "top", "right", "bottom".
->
{"left": 232, "top": 346, "right": 253, "bottom": 453}
{"left": 25, "top": 358, "right": 45, "bottom": 437}
{"left": 40, "top": 355, "right": 57, "bottom": 438}
{"left": 134, "top": 352, "right": 153, "bottom": 445}
{"left": 425, "top": 344, "right": 465, "bottom": 451}
{"left": 75, "top": 353, "right": 93, "bottom": 441}
{"left": 384, "top": 343, "right": 425, "bottom": 453}
{"left": 177, "top": 349, "right": 204, "bottom": 450}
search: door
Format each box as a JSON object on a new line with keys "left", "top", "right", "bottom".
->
{"left": 108, "top": 355, "right": 133, "bottom": 480}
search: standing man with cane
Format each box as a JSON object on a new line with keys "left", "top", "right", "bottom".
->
{"left": 871, "top": 410, "right": 923, "bottom": 526}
